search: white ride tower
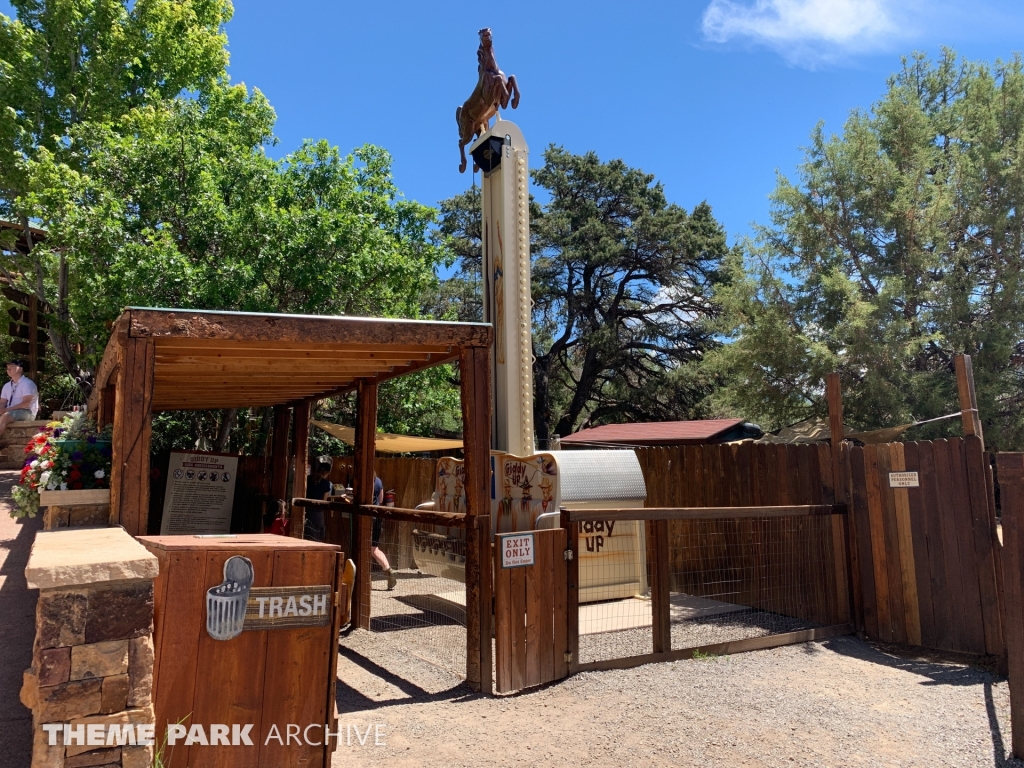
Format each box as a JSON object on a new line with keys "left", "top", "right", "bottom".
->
{"left": 468, "top": 119, "right": 535, "bottom": 457}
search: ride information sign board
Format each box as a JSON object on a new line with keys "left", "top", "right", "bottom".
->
{"left": 500, "top": 532, "right": 535, "bottom": 568}
{"left": 160, "top": 451, "right": 239, "bottom": 535}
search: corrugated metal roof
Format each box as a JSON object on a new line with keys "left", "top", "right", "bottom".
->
{"left": 550, "top": 450, "right": 647, "bottom": 502}
{"left": 560, "top": 419, "right": 746, "bottom": 446}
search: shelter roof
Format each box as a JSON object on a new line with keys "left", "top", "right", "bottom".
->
{"left": 90, "top": 307, "right": 492, "bottom": 412}
{"left": 560, "top": 418, "right": 749, "bottom": 447}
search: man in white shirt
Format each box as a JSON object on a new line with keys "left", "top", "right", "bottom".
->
{"left": 0, "top": 358, "right": 39, "bottom": 437}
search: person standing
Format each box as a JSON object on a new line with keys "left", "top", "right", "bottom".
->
{"left": 304, "top": 460, "right": 333, "bottom": 541}
{"left": 371, "top": 473, "right": 398, "bottom": 590}
{"left": 0, "top": 358, "right": 38, "bottom": 438}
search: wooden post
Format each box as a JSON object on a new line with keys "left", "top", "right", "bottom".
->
{"left": 650, "top": 518, "right": 671, "bottom": 654}
{"left": 460, "top": 346, "right": 492, "bottom": 693}
{"left": 109, "top": 337, "right": 155, "bottom": 536}
{"left": 352, "top": 381, "right": 377, "bottom": 631}
{"left": 955, "top": 354, "right": 984, "bottom": 448}
{"left": 270, "top": 405, "right": 291, "bottom": 509}
{"left": 290, "top": 400, "right": 311, "bottom": 538}
{"left": 561, "top": 507, "right": 579, "bottom": 674}
{"left": 827, "top": 372, "right": 863, "bottom": 632}
{"left": 997, "top": 453, "right": 1024, "bottom": 759}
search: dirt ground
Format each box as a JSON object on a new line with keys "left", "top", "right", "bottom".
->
{"left": 334, "top": 630, "right": 1023, "bottom": 768}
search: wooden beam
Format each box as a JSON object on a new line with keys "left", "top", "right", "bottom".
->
{"left": 291, "top": 499, "right": 469, "bottom": 528}
{"left": 352, "top": 381, "right": 377, "bottom": 631}
{"left": 98, "top": 382, "right": 116, "bottom": 429}
{"left": 290, "top": 400, "right": 310, "bottom": 539}
{"left": 154, "top": 363, "right": 396, "bottom": 376}
{"left": 129, "top": 308, "right": 493, "bottom": 348}
{"left": 460, "top": 345, "right": 492, "bottom": 693}
{"left": 315, "top": 351, "right": 461, "bottom": 402}
{"left": 998, "top": 453, "right": 1024, "bottom": 759}
{"left": 567, "top": 505, "right": 846, "bottom": 522}
{"left": 87, "top": 315, "right": 129, "bottom": 414}
{"left": 109, "top": 337, "right": 155, "bottom": 536}
{"left": 270, "top": 405, "right": 291, "bottom": 515}
{"left": 155, "top": 349, "right": 436, "bottom": 362}
{"left": 955, "top": 354, "right": 985, "bottom": 448}
{"left": 574, "top": 624, "right": 853, "bottom": 673}
{"left": 153, "top": 338, "right": 456, "bottom": 354}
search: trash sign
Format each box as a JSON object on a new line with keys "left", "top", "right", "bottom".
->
{"left": 889, "top": 472, "right": 920, "bottom": 488}
{"left": 500, "top": 533, "right": 535, "bottom": 568}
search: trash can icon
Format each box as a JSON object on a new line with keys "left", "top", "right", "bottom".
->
{"left": 206, "top": 555, "right": 254, "bottom": 641}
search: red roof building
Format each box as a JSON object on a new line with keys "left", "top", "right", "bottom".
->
{"left": 558, "top": 419, "right": 760, "bottom": 447}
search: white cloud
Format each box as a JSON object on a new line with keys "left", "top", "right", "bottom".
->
{"left": 702, "top": 0, "right": 915, "bottom": 64}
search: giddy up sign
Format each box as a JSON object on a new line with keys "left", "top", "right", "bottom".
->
{"left": 500, "top": 533, "right": 535, "bottom": 568}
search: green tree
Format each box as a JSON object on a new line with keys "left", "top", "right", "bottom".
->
{"left": 438, "top": 147, "right": 728, "bottom": 444}
{"left": 710, "top": 50, "right": 1024, "bottom": 449}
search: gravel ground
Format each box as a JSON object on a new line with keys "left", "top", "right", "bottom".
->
{"left": 333, "top": 634, "right": 1023, "bottom": 768}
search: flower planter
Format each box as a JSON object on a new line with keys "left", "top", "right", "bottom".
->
{"left": 38, "top": 489, "right": 112, "bottom": 530}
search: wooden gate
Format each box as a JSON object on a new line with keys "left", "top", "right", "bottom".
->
{"left": 493, "top": 528, "right": 570, "bottom": 693}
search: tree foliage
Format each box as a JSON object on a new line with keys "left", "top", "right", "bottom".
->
{"left": 438, "top": 147, "right": 728, "bottom": 443}
{"left": 710, "top": 51, "right": 1024, "bottom": 449}
{"left": 0, "top": 1, "right": 447, "bottom": 403}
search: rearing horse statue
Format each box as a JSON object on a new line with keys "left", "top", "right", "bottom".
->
{"left": 456, "top": 28, "right": 521, "bottom": 173}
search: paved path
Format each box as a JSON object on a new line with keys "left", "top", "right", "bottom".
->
{"left": 0, "top": 471, "right": 41, "bottom": 768}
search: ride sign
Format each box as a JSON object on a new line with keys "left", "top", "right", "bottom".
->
{"left": 500, "top": 533, "right": 535, "bottom": 568}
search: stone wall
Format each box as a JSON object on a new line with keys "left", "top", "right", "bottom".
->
{"left": 40, "top": 491, "right": 112, "bottom": 531}
{"left": 20, "top": 528, "right": 159, "bottom": 768}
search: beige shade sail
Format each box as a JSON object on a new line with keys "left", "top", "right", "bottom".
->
{"left": 311, "top": 420, "right": 463, "bottom": 454}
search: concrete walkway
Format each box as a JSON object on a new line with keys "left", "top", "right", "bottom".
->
{"left": 0, "top": 470, "right": 42, "bottom": 768}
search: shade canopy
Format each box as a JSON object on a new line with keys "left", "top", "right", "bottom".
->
{"left": 310, "top": 420, "right": 463, "bottom": 453}
{"left": 88, "top": 307, "right": 492, "bottom": 413}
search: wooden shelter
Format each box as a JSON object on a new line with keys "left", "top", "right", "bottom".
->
{"left": 87, "top": 307, "right": 495, "bottom": 689}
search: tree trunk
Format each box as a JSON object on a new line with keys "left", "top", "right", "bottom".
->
{"left": 215, "top": 408, "right": 237, "bottom": 453}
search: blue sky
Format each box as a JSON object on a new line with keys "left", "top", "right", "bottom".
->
{"left": 221, "top": 0, "right": 1024, "bottom": 247}
{"left": 6, "top": 0, "right": 1024, "bottom": 247}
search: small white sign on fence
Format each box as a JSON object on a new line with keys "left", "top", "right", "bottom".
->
{"left": 889, "top": 471, "right": 920, "bottom": 488}
{"left": 500, "top": 533, "right": 535, "bottom": 568}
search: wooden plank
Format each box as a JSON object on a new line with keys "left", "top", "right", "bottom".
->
{"left": 510, "top": 559, "right": 527, "bottom": 690}
{"left": 290, "top": 401, "right": 310, "bottom": 539}
{"left": 954, "top": 354, "right": 984, "bottom": 444}
{"left": 147, "top": 548, "right": 207, "bottom": 768}
{"left": 258, "top": 549, "right": 336, "bottom": 768}
{"left": 890, "top": 443, "right": 922, "bottom": 645}
{"left": 460, "top": 346, "right": 492, "bottom": 693}
{"left": 567, "top": 505, "right": 844, "bottom": 522}
{"left": 494, "top": 538, "right": 513, "bottom": 693}
{"left": 293, "top": 500, "right": 468, "bottom": 528}
{"left": 153, "top": 337, "right": 455, "bottom": 354}
{"left": 948, "top": 439, "right": 988, "bottom": 653}
{"left": 917, "top": 441, "right": 952, "bottom": 650}
{"left": 562, "top": 509, "right": 579, "bottom": 675}
{"left": 189, "top": 549, "right": 273, "bottom": 768}
{"left": 270, "top": 406, "right": 291, "bottom": 508}
{"left": 536, "top": 530, "right": 556, "bottom": 683}
{"left": 575, "top": 624, "right": 854, "bottom": 673}
{"left": 552, "top": 527, "right": 568, "bottom": 680}
{"left": 902, "top": 442, "right": 935, "bottom": 647}
{"left": 524, "top": 536, "right": 543, "bottom": 688}
{"left": 352, "top": 382, "right": 377, "bottom": 631}
{"left": 964, "top": 435, "right": 1003, "bottom": 656}
{"left": 862, "top": 445, "right": 892, "bottom": 640}
{"left": 931, "top": 440, "right": 971, "bottom": 652}
{"left": 996, "top": 454, "right": 1024, "bottom": 759}
{"left": 651, "top": 518, "right": 671, "bottom": 653}
{"left": 325, "top": 554, "right": 345, "bottom": 758}
{"left": 876, "top": 444, "right": 908, "bottom": 642}
{"left": 110, "top": 336, "right": 155, "bottom": 536}
{"left": 129, "top": 307, "right": 492, "bottom": 347}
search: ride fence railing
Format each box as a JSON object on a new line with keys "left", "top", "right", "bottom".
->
{"left": 294, "top": 499, "right": 473, "bottom": 680}
{"left": 563, "top": 505, "right": 854, "bottom": 672}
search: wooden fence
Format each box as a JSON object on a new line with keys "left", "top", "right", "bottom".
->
{"left": 845, "top": 438, "right": 1002, "bottom": 657}
{"left": 634, "top": 443, "right": 848, "bottom": 628}
{"left": 308, "top": 439, "right": 1001, "bottom": 658}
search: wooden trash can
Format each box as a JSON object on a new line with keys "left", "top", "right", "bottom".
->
{"left": 138, "top": 534, "right": 345, "bottom": 768}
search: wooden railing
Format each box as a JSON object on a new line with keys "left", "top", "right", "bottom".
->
{"left": 292, "top": 498, "right": 471, "bottom": 528}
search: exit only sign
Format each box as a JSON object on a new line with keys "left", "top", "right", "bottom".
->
{"left": 500, "top": 533, "right": 535, "bottom": 568}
